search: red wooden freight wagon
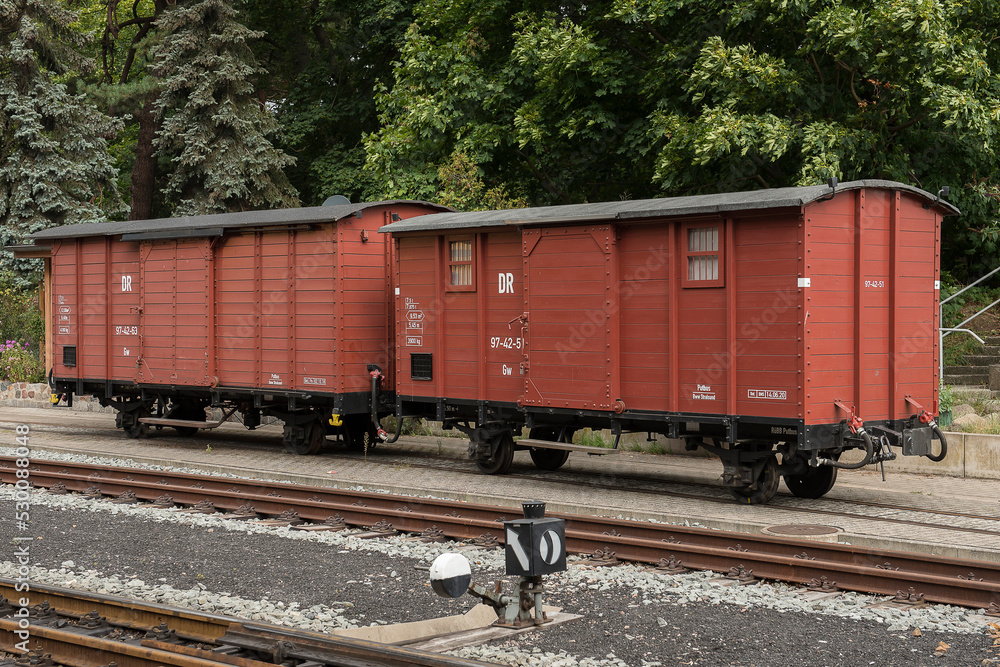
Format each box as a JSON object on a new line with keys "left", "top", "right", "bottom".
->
{"left": 26, "top": 200, "right": 448, "bottom": 453}
{"left": 382, "top": 180, "right": 956, "bottom": 503}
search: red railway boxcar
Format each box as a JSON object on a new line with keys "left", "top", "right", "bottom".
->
{"left": 27, "top": 200, "right": 448, "bottom": 453}
{"left": 382, "top": 179, "right": 957, "bottom": 503}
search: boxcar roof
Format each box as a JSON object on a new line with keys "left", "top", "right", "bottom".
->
{"left": 379, "top": 180, "right": 959, "bottom": 233}
{"left": 30, "top": 200, "right": 452, "bottom": 241}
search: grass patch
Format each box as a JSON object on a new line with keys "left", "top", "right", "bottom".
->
{"left": 573, "top": 428, "right": 615, "bottom": 448}
{"left": 967, "top": 394, "right": 1000, "bottom": 416}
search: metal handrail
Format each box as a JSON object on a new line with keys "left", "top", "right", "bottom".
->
{"left": 939, "top": 266, "right": 1000, "bottom": 382}
{"left": 940, "top": 265, "right": 1000, "bottom": 307}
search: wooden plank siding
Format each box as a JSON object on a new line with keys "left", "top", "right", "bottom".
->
{"left": 391, "top": 184, "right": 943, "bottom": 429}
{"left": 803, "top": 188, "right": 941, "bottom": 424}
{"left": 43, "top": 202, "right": 441, "bottom": 400}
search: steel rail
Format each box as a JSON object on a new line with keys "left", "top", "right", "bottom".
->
{"left": 0, "top": 578, "right": 234, "bottom": 643}
{"left": 0, "top": 618, "right": 245, "bottom": 667}
{"left": 4, "top": 457, "right": 1000, "bottom": 610}
{"left": 7, "top": 413, "right": 1000, "bottom": 537}
{"left": 220, "top": 622, "right": 501, "bottom": 667}
{"left": 0, "top": 579, "right": 499, "bottom": 667}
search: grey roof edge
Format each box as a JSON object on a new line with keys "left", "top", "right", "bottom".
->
{"left": 29, "top": 200, "right": 452, "bottom": 241}
{"left": 378, "top": 180, "right": 961, "bottom": 234}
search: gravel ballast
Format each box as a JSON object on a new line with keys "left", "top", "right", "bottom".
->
{"left": 1, "top": 447, "right": 999, "bottom": 665}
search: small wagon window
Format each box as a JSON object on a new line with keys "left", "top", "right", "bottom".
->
{"left": 447, "top": 238, "right": 476, "bottom": 291}
{"left": 683, "top": 224, "right": 724, "bottom": 288}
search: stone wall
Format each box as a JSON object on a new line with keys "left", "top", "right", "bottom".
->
{"left": 0, "top": 382, "right": 112, "bottom": 412}
{"left": 0, "top": 382, "right": 51, "bottom": 408}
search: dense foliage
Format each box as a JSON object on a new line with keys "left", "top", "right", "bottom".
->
{"left": 0, "top": 339, "right": 45, "bottom": 382}
{"left": 0, "top": 271, "right": 44, "bottom": 349}
{"left": 0, "top": 0, "right": 125, "bottom": 283}
{"left": 2, "top": 0, "right": 1000, "bottom": 284}
{"left": 244, "top": 0, "right": 420, "bottom": 206}
{"left": 365, "top": 0, "right": 1000, "bottom": 278}
{"left": 151, "top": 0, "right": 299, "bottom": 215}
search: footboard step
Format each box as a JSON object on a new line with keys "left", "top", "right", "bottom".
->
{"left": 516, "top": 439, "right": 618, "bottom": 455}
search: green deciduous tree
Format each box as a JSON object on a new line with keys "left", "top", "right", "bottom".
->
{"left": 637, "top": 0, "right": 1000, "bottom": 275}
{"left": 0, "top": 0, "right": 124, "bottom": 282}
{"left": 436, "top": 151, "right": 528, "bottom": 211}
{"left": 365, "top": 0, "right": 655, "bottom": 206}
{"left": 242, "top": 0, "right": 420, "bottom": 206}
{"left": 366, "top": 0, "right": 1000, "bottom": 276}
{"left": 151, "top": 0, "right": 299, "bottom": 215}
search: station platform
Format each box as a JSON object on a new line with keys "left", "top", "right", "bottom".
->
{"left": 2, "top": 406, "right": 999, "bottom": 564}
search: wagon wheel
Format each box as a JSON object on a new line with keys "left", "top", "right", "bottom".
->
{"left": 527, "top": 427, "right": 574, "bottom": 471}
{"left": 476, "top": 431, "right": 515, "bottom": 475}
{"left": 284, "top": 417, "right": 325, "bottom": 455}
{"left": 784, "top": 457, "right": 838, "bottom": 499}
{"left": 730, "top": 455, "right": 779, "bottom": 505}
{"left": 123, "top": 416, "right": 149, "bottom": 439}
{"left": 120, "top": 401, "right": 150, "bottom": 439}
{"left": 340, "top": 415, "right": 378, "bottom": 452}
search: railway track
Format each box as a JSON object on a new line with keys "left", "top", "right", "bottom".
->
{"left": 0, "top": 579, "right": 496, "bottom": 667}
{"left": 7, "top": 416, "right": 1000, "bottom": 542}
{"left": 4, "top": 457, "right": 1000, "bottom": 612}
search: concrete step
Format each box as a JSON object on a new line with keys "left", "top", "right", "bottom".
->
{"left": 964, "top": 355, "right": 1000, "bottom": 366}
{"left": 951, "top": 385, "right": 996, "bottom": 400}
{"left": 944, "top": 372, "right": 988, "bottom": 386}
{"left": 944, "top": 366, "right": 990, "bottom": 376}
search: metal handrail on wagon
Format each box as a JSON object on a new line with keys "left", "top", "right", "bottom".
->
{"left": 939, "top": 265, "right": 1000, "bottom": 382}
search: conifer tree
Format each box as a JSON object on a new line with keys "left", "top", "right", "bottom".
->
{"left": 0, "top": 0, "right": 124, "bottom": 281}
{"left": 150, "top": 0, "right": 299, "bottom": 216}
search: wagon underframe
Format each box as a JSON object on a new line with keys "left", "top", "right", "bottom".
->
{"left": 398, "top": 395, "right": 946, "bottom": 504}
{"left": 49, "top": 376, "right": 391, "bottom": 455}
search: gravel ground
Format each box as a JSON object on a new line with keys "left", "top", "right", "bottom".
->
{"left": 2, "top": 478, "right": 999, "bottom": 667}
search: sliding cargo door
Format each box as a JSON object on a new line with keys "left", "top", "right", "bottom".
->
{"left": 521, "top": 226, "right": 618, "bottom": 411}
{"left": 213, "top": 228, "right": 338, "bottom": 392}
{"left": 137, "top": 239, "right": 211, "bottom": 386}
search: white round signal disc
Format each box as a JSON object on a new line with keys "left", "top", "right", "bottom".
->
{"left": 429, "top": 553, "right": 472, "bottom": 598}
{"left": 539, "top": 528, "right": 563, "bottom": 565}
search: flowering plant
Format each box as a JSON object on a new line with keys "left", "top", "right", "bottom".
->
{"left": 1, "top": 340, "right": 45, "bottom": 383}
{"left": 0, "top": 273, "right": 44, "bottom": 351}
